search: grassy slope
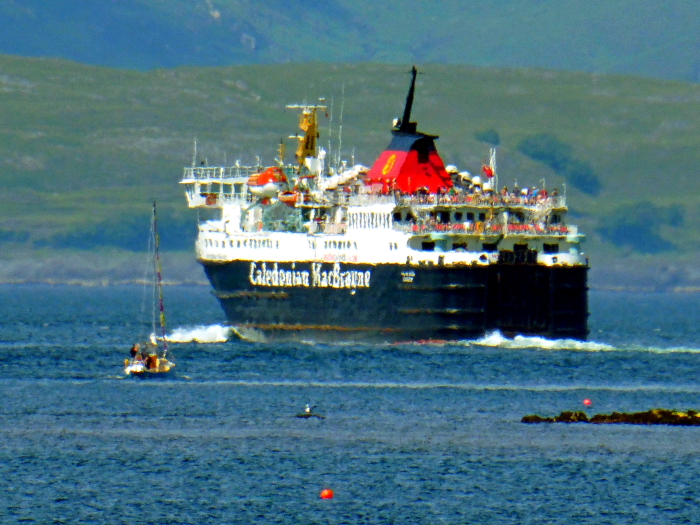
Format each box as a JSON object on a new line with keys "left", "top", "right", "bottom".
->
{"left": 1, "top": 1, "right": 700, "bottom": 81}
{"left": 2, "top": 55, "right": 700, "bottom": 286}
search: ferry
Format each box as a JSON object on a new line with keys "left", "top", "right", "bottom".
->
{"left": 180, "top": 67, "right": 589, "bottom": 343}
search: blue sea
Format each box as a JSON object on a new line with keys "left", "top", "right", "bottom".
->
{"left": 2, "top": 284, "right": 700, "bottom": 524}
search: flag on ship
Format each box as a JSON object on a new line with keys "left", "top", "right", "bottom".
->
{"left": 482, "top": 164, "right": 494, "bottom": 178}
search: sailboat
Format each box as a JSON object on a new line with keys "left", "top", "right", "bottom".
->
{"left": 124, "top": 201, "right": 175, "bottom": 377}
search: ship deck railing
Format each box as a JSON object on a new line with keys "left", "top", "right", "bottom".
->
{"left": 342, "top": 193, "right": 566, "bottom": 210}
{"left": 183, "top": 166, "right": 258, "bottom": 181}
{"left": 346, "top": 194, "right": 398, "bottom": 206}
{"left": 182, "top": 165, "right": 300, "bottom": 182}
{"left": 395, "top": 194, "right": 567, "bottom": 209}
{"left": 393, "top": 222, "right": 576, "bottom": 236}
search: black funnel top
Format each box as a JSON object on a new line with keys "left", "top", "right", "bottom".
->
{"left": 399, "top": 66, "right": 418, "bottom": 134}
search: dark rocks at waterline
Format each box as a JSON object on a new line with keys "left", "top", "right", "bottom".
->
{"left": 522, "top": 411, "right": 590, "bottom": 424}
{"left": 522, "top": 409, "right": 700, "bottom": 426}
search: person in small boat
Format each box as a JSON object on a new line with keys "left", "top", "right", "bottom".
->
{"left": 130, "top": 343, "right": 140, "bottom": 359}
{"left": 145, "top": 354, "right": 158, "bottom": 370}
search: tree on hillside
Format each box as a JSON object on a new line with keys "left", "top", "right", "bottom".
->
{"left": 474, "top": 129, "right": 500, "bottom": 146}
{"left": 596, "top": 201, "right": 683, "bottom": 253}
{"left": 517, "top": 133, "right": 601, "bottom": 196}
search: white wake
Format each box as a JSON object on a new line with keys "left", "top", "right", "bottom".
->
{"left": 473, "top": 331, "right": 615, "bottom": 351}
{"left": 164, "top": 325, "right": 231, "bottom": 343}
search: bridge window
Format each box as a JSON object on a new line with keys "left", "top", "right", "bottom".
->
{"left": 482, "top": 243, "right": 498, "bottom": 252}
{"left": 421, "top": 241, "right": 435, "bottom": 251}
{"left": 543, "top": 243, "right": 559, "bottom": 254}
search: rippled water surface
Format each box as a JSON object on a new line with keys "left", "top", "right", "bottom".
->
{"left": 2, "top": 285, "right": 700, "bottom": 523}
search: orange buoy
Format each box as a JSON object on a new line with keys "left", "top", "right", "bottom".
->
{"left": 320, "top": 488, "right": 334, "bottom": 499}
{"left": 583, "top": 398, "right": 592, "bottom": 406}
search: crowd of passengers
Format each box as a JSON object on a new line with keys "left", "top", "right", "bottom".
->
{"left": 394, "top": 182, "right": 560, "bottom": 207}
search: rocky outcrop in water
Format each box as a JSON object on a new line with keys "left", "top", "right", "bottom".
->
{"left": 522, "top": 409, "right": 700, "bottom": 426}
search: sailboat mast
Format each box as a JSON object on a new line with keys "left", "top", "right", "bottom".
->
{"left": 152, "top": 201, "right": 169, "bottom": 356}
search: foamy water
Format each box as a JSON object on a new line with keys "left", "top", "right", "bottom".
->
{"left": 473, "top": 330, "right": 616, "bottom": 351}
{"left": 165, "top": 324, "right": 231, "bottom": 343}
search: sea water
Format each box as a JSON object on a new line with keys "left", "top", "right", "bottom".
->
{"left": 1, "top": 284, "right": 700, "bottom": 524}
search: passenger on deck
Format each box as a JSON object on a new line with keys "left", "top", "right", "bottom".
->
{"left": 130, "top": 343, "right": 140, "bottom": 359}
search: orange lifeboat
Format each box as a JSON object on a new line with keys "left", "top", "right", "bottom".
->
{"left": 248, "top": 167, "right": 288, "bottom": 198}
{"left": 278, "top": 190, "right": 299, "bottom": 207}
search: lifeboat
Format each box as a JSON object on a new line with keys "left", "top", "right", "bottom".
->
{"left": 248, "top": 166, "right": 288, "bottom": 198}
{"left": 278, "top": 190, "right": 299, "bottom": 207}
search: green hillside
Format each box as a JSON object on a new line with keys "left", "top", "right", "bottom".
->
{"left": 2, "top": 55, "right": 700, "bottom": 288}
{"left": 2, "top": 1, "right": 700, "bottom": 82}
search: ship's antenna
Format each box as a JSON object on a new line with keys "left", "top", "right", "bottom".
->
{"left": 276, "top": 137, "right": 286, "bottom": 167}
{"left": 192, "top": 138, "right": 197, "bottom": 167}
{"left": 490, "top": 147, "right": 497, "bottom": 195}
{"left": 399, "top": 66, "right": 418, "bottom": 133}
{"left": 352, "top": 147, "right": 355, "bottom": 168}
{"left": 326, "top": 96, "right": 333, "bottom": 170}
{"left": 337, "top": 83, "right": 345, "bottom": 171}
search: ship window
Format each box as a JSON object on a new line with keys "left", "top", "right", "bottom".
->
{"left": 199, "top": 183, "right": 210, "bottom": 195}
{"left": 234, "top": 183, "right": 244, "bottom": 195}
{"left": 467, "top": 212, "right": 475, "bottom": 221}
{"left": 237, "top": 240, "right": 241, "bottom": 248}
{"left": 514, "top": 244, "right": 529, "bottom": 264}
{"left": 230, "top": 240, "right": 234, "bottom": 247}
{"left": 421, "top": 241, "right": 435, "bottom": 251}
{"left": 406, "top": 212, "right": 416, "bottom": 223}
{"left": 543, "top": 243, "right": 559, "bottom": 254}
{"left": 482, "top": 243, "right": 498, "bottom": 252}
{"left": 438, "top": 211, "right": 450, "bottom": 223}
{"left": 478, "top": 213, "right": 486, "bottom": 222}
{"left": 210, "top": 183, "right": 221, "bottom": 193}
{"left": 454, "top": 212, "right": 463, "bottom": 221}
{"left": 551, "top": 214, "right": 561, "bottom": 224}
{"left": 223, "top": 184, "right": 233, "bottom": 194}
{"left": 393, "top": 211, "right": 402, "bottom": 222}
{"left": 453, "top": 242, "right": 468, "bottom": 252}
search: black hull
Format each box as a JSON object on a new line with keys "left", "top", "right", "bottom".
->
{"left": 202, "top": 260, "right": 589, "bottom": 343}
